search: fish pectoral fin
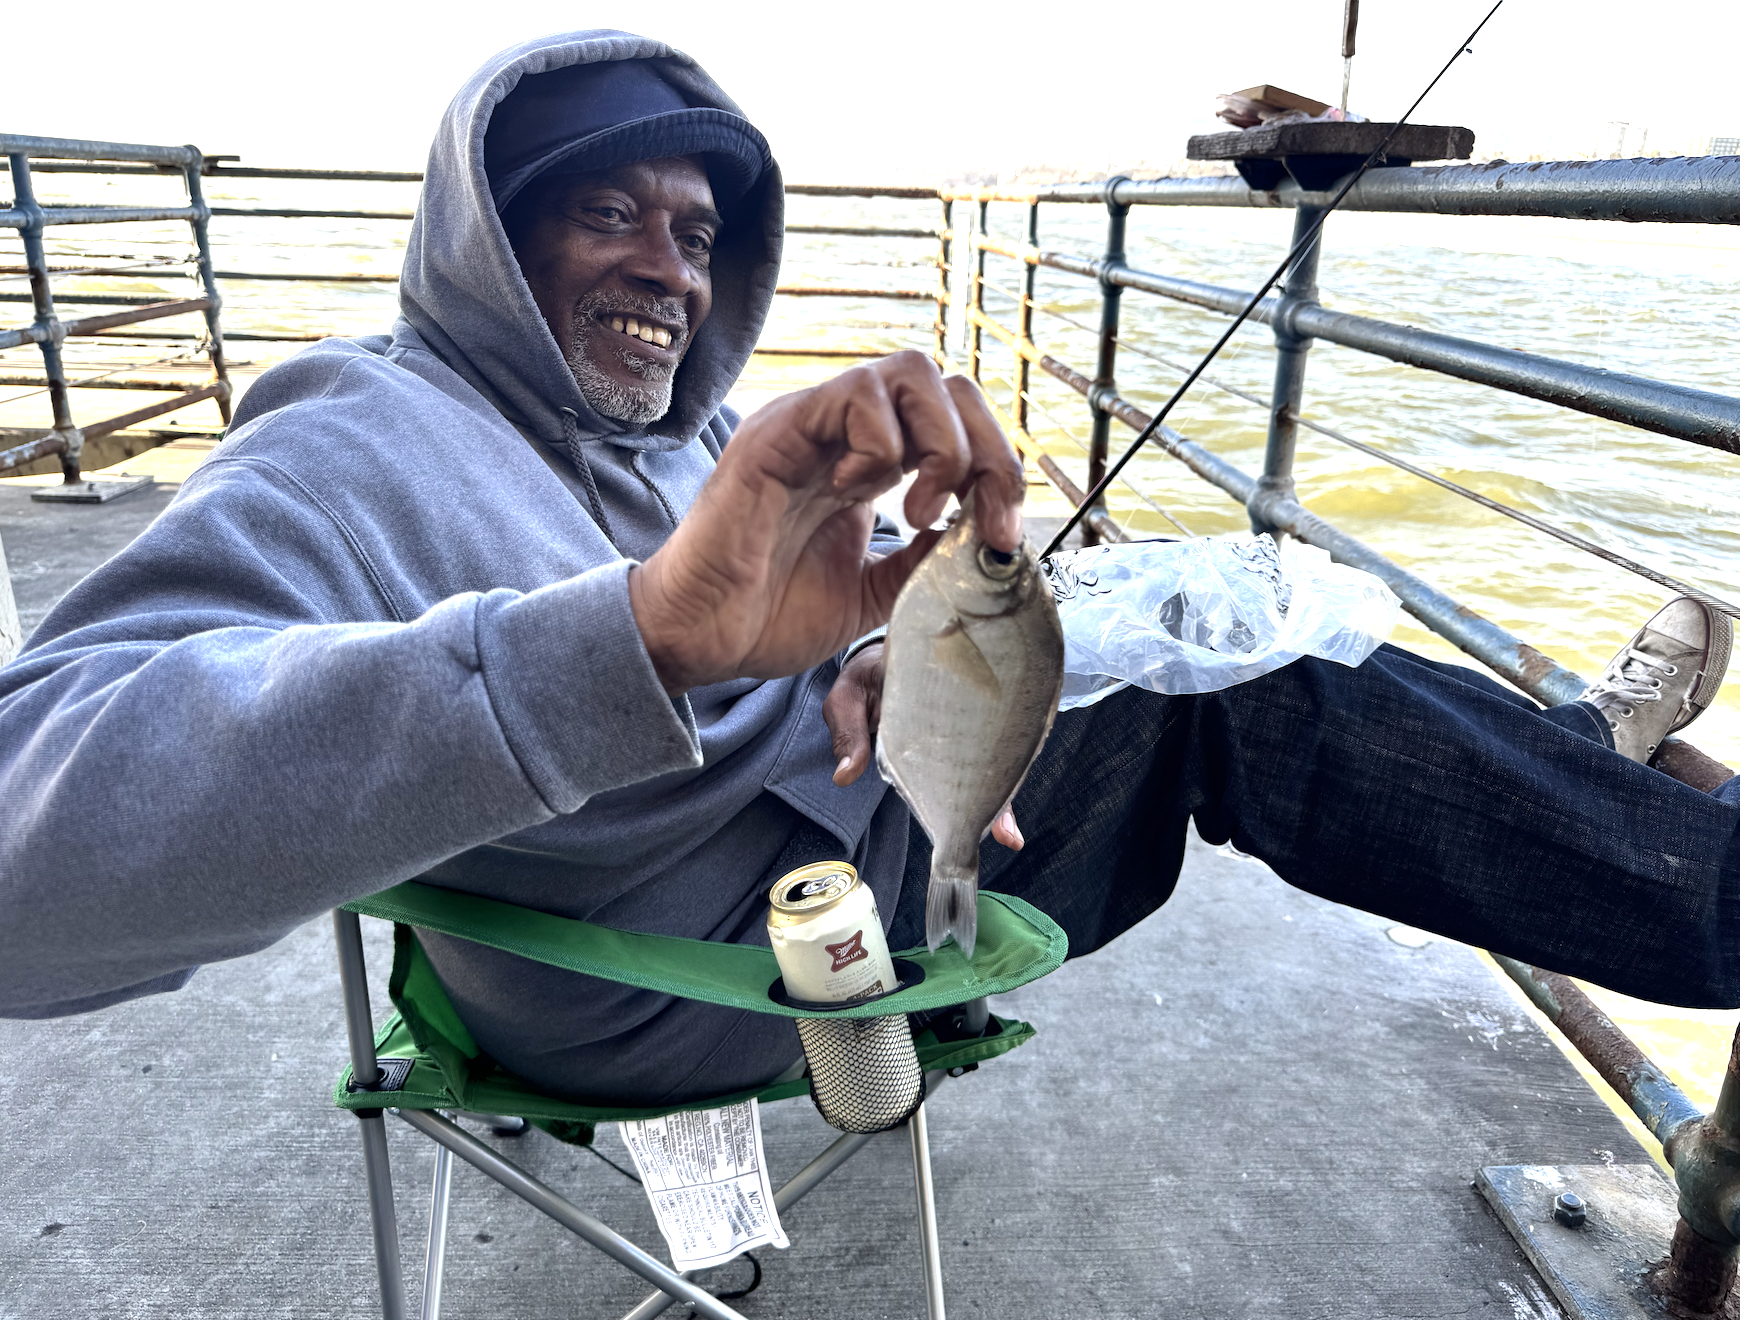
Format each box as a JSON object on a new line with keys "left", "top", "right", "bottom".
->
{"left": 932, "top": 620, "right": 1003, "bottom": 700}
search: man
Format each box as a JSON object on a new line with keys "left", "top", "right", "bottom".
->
{"left": 0, "top": 32, "right": 1734, "bottom": 1108}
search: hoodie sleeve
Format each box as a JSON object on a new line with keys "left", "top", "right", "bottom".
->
{"left": 0, "top": 456, "right": 700, "bottom": 1018}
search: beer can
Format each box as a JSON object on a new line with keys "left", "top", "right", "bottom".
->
{"left": 766, "top": 862, "right": 898, "bottom": 1005}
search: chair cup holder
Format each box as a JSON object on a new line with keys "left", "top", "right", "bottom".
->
{"left": 766, "top": 959, "right": 929, "bottom": 1134}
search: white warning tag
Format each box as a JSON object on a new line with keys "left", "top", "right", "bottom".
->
{"left": 617, "top": 1098, "right": 790, "bottom": 1272}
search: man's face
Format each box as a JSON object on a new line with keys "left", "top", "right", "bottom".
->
{"left": 508, "top": 155, "right": 719, "bottom": 425}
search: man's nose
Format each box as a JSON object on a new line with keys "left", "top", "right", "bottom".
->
{"left": 620, "top": 221, "right": 699, "bottom": 298}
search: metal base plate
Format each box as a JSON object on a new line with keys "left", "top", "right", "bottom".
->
{"left": 1478, "top": 1163, "right": 1681, "bottom": 1320}
{"left": 31, "top": 473, "right": 156, "bottom": 504}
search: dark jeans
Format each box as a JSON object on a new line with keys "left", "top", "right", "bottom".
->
{"left": 888, "top": 644, "right": 1740, "bottom": 1010}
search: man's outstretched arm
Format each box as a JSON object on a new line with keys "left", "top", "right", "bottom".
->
{"left": 0, "top": 354, "right": 1023, "bottom": 1017}
{"left": 0, "top": 454, "right": 704, "bottom": 1017}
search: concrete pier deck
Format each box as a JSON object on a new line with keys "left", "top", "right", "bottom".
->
{"left": 0, "top": 485, "right": 1635, "bottom": 1319}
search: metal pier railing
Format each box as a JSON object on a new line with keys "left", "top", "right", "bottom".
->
{"left": 0, "top": 135, "right": 231, "bottom": 487}
{"left": 945, "top": 155, "right": 1740, "bottom": 1310}
{"left": 2, "top": 155, "right": 948, "bottom": 369}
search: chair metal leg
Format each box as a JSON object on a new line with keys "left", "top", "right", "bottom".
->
{"left": 335, "top": 909, "right": 408, "bottom": 1320}
{"left": 420, "top": 1143, "right": 453, "bottom": 1320}
{"left": 396, "top": 1107, "right": 751, "bottom": 1320}
{"left": 910, "top": 1101, "right": 947, "bottom": 1320}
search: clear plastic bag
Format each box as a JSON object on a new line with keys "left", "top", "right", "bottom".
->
{"left": 1044, "top": 534, "right": 1401, "bottom": 710}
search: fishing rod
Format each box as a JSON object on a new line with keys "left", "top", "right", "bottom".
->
{"left": 1040, "top": 0, "right": 1505, "bottom": 559}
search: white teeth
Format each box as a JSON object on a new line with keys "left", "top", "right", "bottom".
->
{"left": 606, "top": 315, "right": 673, "bottom": 348}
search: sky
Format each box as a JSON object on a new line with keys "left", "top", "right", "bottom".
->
{"left": 9, "top": 0, "right": 1739, "bottom": 180}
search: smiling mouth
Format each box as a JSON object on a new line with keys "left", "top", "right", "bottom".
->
{"left": 601, "top": 313, "right": 677, "bottom": 350}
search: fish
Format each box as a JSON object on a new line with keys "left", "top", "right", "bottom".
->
{"left": 875, "top": 495, "right": 1066, "bottom": 957}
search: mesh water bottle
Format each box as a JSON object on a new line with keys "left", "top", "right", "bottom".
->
{"left": 767, "top": 862, "right": 925, "bottom": 1134}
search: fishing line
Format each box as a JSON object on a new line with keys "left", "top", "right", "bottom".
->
{"left": 1041, "top": 0, "right": 1506, "bottom": 558}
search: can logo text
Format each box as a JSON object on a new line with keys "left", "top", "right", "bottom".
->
{"left": 826, "top": 930, "right": 868, "bottom": 973}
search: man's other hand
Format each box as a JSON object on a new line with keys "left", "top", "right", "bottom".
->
{"left": 629, "top": 353, "right": 1024, "bottom": 695}
{"left": 824, "top": 640, "right": 1022, "bottom": 851}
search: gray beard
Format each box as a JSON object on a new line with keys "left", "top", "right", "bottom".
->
{"left": 563, "top": 291, "right": 689, "bottom": 426}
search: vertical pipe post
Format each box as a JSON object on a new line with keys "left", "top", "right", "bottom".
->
{"left": 1015, "top": 201, "right": 1039, "bottom": 433}
{"left": 933, "top": 197, "right": 953, "bottom": 367}
{"left": 1250, "top": 204, "right": 1325, "bottom": 535}
{"left": 967, "top": 197, "right": 989, "bottom": 383}
{"left": 8, "top": 152, "right": 81, "bottom": 484}
{"left": 1658, "top": 1020, "right": 1740, "bottom": 1312}
{"left": 420, "top": 1145, "right": 453, "bottom": 1320}
{"left": 909, "top": 1103, "right": 947, "bottom": 1320}
{"left": 1084, "top": 178, "right": 1130, "bottom": 546}
{"left": 180, "top": 150, "right": 232, "bottom": 425}
{"left": 335, "top": 910, "right": 409, "bottom": 1320}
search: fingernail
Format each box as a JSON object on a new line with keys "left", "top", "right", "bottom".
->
{"left": 836, "top": 755, "right": 853, "bottom": 778}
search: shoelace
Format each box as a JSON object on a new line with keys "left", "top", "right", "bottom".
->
{"left": 1583, "top": 644, "right": 1678, "bottom": 722}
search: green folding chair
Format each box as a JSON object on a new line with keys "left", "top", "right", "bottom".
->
{"left": 331, "top": 881, "right": 1067, "bottom": 1320}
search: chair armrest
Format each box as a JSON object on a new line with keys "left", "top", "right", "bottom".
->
{"left": 344, "top": 881, "right": 1065, "bottom": 1018}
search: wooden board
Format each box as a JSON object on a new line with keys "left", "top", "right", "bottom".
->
{"left": 1189, "top": 121, "right": 1475, "bottom": 164}
{"left": 1228, "top": 85, "right": 1334, "bottom": 118}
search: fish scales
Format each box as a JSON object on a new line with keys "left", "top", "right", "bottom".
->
{"left": 875, "top": 498, "right": 1065, "bottom": 957}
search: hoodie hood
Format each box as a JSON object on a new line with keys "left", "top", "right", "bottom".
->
{"left": 398, "top": 30, "right": 783, "bottom": 453}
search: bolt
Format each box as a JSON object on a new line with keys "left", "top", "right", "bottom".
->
{"left": 1553, "top": 1192, "right": 1588, "bottom": 1228}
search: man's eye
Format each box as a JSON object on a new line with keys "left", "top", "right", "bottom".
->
{"left": 681, "top": 234, "right": 714, "bottom": 254}
{"left": 585, "top": 206, "right": 628, "bottom": 223}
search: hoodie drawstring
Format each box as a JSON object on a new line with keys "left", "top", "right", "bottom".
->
{"left": 559, "top": 407, "right": 616, "bottom": 547}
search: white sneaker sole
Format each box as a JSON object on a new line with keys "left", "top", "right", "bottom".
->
{"left": 1670, "top": 602, "right": 1734, "bottom": 736}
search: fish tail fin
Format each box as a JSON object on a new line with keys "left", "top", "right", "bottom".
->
{"left": 926, "top": 864, "right": 979, "bottom": 958}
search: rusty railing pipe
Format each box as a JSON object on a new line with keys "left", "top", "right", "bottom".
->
{"left": 934, "top": 200, "right": 954, "bottom": 366}
{"left": 1490, "top": 955, "right": 1740, "bottom": 1313}
{"left": 1252, "top": 205, "right": 1324, "bottom": 534}
{"left": 1011, "top": 245, "right": 1740, "bottom": 456}
{"left": 1083, "top": 180, "right": 1130, "bottom": 546}
{"left": 1016, "top": 202, "right": 1039, "bottom": 432}
{"left": 5, "top": 151, "right": 81, "bottom": 481}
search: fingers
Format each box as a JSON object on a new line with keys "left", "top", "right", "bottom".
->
{"left": 942, "top": 376, "right": 1026, "bottom": 552}
{"left": 825, "top": 365, "right": 907, "bottom": 502}
{"left": 990, "top": 807, "right": 1024, "bottom": 851}
{"left": 806, "top": 357, "right": 1024, "bottom": 554}
{"left": 823, "top": 645, "right": 884, "bottom": 786}
{"left": 873, "top": 354, "right": 972, "bottom": 531}
{"left": 806, "top": 351, "right": 966, "bottom": 530}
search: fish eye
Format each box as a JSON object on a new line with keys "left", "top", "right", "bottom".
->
{"left": 977, "top": 544, "right": 1020, "bottom": 579}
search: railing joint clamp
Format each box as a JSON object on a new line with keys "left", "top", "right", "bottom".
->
{"left": 55, "top": 426, "right": 85, "bottom": 462}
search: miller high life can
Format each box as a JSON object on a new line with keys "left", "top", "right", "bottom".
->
{"left": 766, "top": 862, "right": 898, "bottom": 1005}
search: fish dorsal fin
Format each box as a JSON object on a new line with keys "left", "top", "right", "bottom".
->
{"left": 933, "top": 618, "right": 1002, "bottom": 701}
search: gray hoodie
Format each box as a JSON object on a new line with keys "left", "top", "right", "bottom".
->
{"left": 0, "top": 31, "right": 912, "bottom": 1105}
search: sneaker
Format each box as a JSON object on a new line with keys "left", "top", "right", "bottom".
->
{"left": 1579, "top": 597, "right": 1733, "bottom": 763}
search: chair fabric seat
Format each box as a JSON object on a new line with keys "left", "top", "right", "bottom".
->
{"left": 331, "top": 887, "right": 1062, "bottom": 1138}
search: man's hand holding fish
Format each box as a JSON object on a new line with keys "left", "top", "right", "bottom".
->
{"left": 628, "top": 350, "right": 1025, "bottom": 695}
